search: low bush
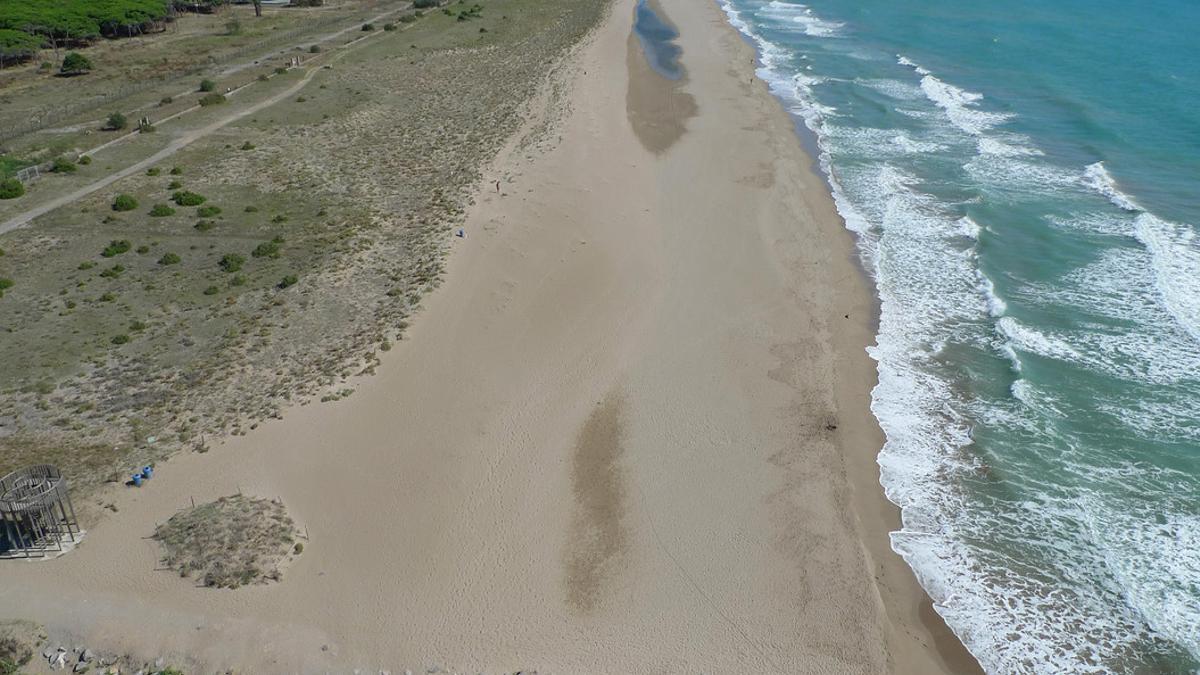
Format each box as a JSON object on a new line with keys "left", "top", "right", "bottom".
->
{"left": 0, "top": 278, "right": 13, "bottom": 290}
{"left": 361, "top": 23, "right": 375, "bottom": 31}
{"left": 168, "top": 180, "right": 183, "bottom": 190}
{"left": 98, "top": 291, "right": 116, "bottom": 302}
{"left": 194, "top": 220, "right": 215, "bottom": 232}
{"left": 136, "top": 245, "right": 150, "bottom": 254}
{"left": 149, "top": 204, "right": 176, "bottom": 217}
{"left": 252, "top": 241, "right": 280, "bottom": 258}
{"left": 219, "top": 253, "right": 245, "bottom": 273}
{"left": 106, "top": 112, "right": 127, "bottom": 131}
{"left": 60, "top": 52, "right": 93, "bottom": 76}
{"left": 199, "top": 78, "right": 216, "bottom": 92}
{"left": 130, "top": 320, "right": 148, "bottom": 331}
{"left": 50, "top": 157, "right": 77, "bottom": 173}
{"left": 203, "top": 285, "right": 219, "bottom": 295}
{"left": 244, "top": 205, "right": 259, "bottom": 212}
{"left": 230, "top": 275, "right": 246, "bottom": 287}
{"left": 271, "top": 214, "right": 288, "bottom": 223}
{"left": 241, "top": 141, "right": 255, "bottom": 150}
{"left": 138, "top": 120, "right": 155, "bottom": 133}
{"left": 172, "top": 190, "right": 206, "bottom": 206}
{"left": 258, "top": 73, "right": 270, "bottom": 82}
{"left": 79, "top": 155, "right": 92, "bottom": 165}
{"left": 197, "top": 205, "right": 222, "bottom": 218}
{"left": 413, "top": 0, "right": 438, "bottom": 7}
{"left": 146, "top": 167, "right": 161, "bottom": 176}
{"left": 170, "top": 166, "right": 183, "bottom": 175}
{"left": 101, "top": 240, "right": 132, "bottom": 257}
{"left": 274, "top": 67, "right": 287, "bottom": 75}
{"left": 309, "top": 44, "right": 321, "bottom": 53}
{"left": 78, "top": 261, "right": 95, "bottom": 270}
{"left": 112, "top": 194, "right": 138, "bottom": 211}
{"left": 111, "top": 334, "right": 130, "bottom": 345}
{"left": 158, "top": 252, "right": 181, "bottom": 265}
{"left": 99, "top": 264, "right": 125, "bottom": 278}
{"left": 199, "top": 93, "right": 227, "bottom": 106}
{"left": 278, "top": 274, "right": 298, "bottom": 289}
{"left": 0, "top": 178, "right": 24, "bottom": 200}
{"left": 160, "top": 96, "right": 173, "bottom": 106}
{"left": 398, "top": 15, "right": 415, "bottom": 23}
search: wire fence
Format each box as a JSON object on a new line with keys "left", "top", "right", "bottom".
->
{"left": 0, "top": 12, "right": 357, "bottom": 144}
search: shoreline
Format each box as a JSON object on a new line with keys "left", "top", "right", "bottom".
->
{"left": 2, "top": 0, "right": 980, "bottom": 672}
{"left": 685, "top": 1, "right": 980, "bottom": 671}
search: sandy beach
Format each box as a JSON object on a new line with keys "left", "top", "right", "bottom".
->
{"left": 2, "top": 0, "right": 978, "bottom": 671}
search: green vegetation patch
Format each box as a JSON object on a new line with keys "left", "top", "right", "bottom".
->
{"left": 149, "top": 203, "right": 176, "bottom": 217}
{"left": 112, "top": 194, "right": 138, "bottom": 211}
{"left": 153, "top": 494, "right": 302, "bottom": 588}
{"left": 101, "top": 239, "right": 132, "bottom": 257}
{"left": 172, "top": 190, "right": 206, "bottom": 206}
{"left": 0, "top": 178, "right": 24, "bottom": 200}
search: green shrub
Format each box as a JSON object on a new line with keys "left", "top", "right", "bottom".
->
{"left": 274, "top": 67, "right": 288, "bottom": 75}
{"left": 160, "top": 96, "right": 173, "bottom": 106}
{"left": 199, "top": 78, "right": 216, "bottom": 92}
{"left": 199, "top": 93, "right": 227, "bottom": 106}
{"left": 99, "top": 264, "right": 125, "bottom": 278}
{"left": 78, "top": 261, "right": 95, "bottom": 270}
{"left": 146, "top": 167, "right": 161, "bottom": 176}
{"left": 413, "top": 0, "right": 438, "bottom": 7}
{"left": 194, "top": 220, "right": 215, "bottom": 232}
{"left": 149, "top": 203, "right": 176, "bottom": 217}
{"left": 271, "top": 214, "right": 288, "bottom": 223}
{"left": 309, "top": 44, "right": 321, "bottom": 53}
{"left": 170, "top": 166, "right": 183, "bottom": 175}
{"left": 101, "top": 240, "right": 132, "bottom": 257}
{"left": 278, "top": 274, "right": 298, "bottom": 289}
{"left": 241, "top": 141, "right": 255, "bottom": 150}
{"left": 168, "top": 180, "right": 182, "bottom": 189}
{"left": 106, "top": 112, "right": 127, "bottom": 130}
{"left": 230, "top": 275, "right": 246, "bottom": 287}
{"left": 60, "top": 52, "right": 93, "bottom": 76}
{"left": 112, "top": 194, "right": 138, "bottom": 211}
{"left": 361, "top": 23, "right": 375, "bottom": 31}
{"left": 252, "top": 241, "right": 280, "bottom": 258}
{"left": 197, "top": 205, "right": 222, "bottom": 217}
{"left": 79, "top": 155, "right": 92, "bottom": 165}
{"left": 158, "top": 252, "right": 181, "bottom": 265}
{"left": 138, "top": 120, "right": 155, "bottom": 133}
{"left": 130, "top": 320, "right": 147, "bottom": 331}
{"left": 219, "top": 253, "right": 245, "bottom": 272}
{"left": 398, "top": 15, "right": 415, "bottom": 23}
{"left": 111, "top": 334, "right": 130, "bottom": 345}
{"left": 0, "top": 178, "right": 24, "bottom": 199}
{"left": 99, "top": 292, "right": 116, "bottom": 302}
{"left": 136, "top": 245, "right": 150, "bottom": 254}
{"left": 258, "top": 73, "right": 270, "bottom": 82}
{"left": 172, "top": 190, "right": 206, "bottom": 206}
{"left": 244, "top": 205, "right": 259, "bottom": 212}
{"left": 0, "top": 278, "right": 13, "bottom": 290}
{"left": 51, "top": 156, "right": 77, "bottom": 173}
{"left": 295, "top": 96, "right": 306, "bottom": 103}
{"left": 203, "top": 285, "right": 219, "bottom": 295}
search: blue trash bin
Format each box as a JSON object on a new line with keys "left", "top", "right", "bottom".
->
{"left": 131, "top": 474, "right": 143, "bottom": 487}
{"left": 142, "top": 465, "right": 154, "bottom": 479}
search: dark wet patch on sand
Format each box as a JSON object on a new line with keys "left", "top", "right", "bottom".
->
{"left": 564, "top": 394, "right": 628, "bottom": 613}
{"left": 626, "top": 0, "right": 697, "bottom": 154}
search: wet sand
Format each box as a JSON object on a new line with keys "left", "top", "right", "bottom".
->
{"left": 2, "top": 0, "right": 979, "bottom": 672}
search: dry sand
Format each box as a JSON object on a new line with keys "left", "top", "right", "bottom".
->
{"left": 1, "top": 0, "right": 979, "bottom": 672}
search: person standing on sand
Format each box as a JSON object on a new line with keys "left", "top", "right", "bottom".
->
{"left": 495, "top": 180, "right": 501, "bottom": 193}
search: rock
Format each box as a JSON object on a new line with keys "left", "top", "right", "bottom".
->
{"left": 73, "top": 661, "right": 90, "bottom": 673}
{"left": 51, "top": 652, "right": 68, "bottom": 670}
{"left": 44, "top": 647, "right": 57, "bottom": 659}
{"left": 81, "top": 648, "right": 95, "bottom": 662}
{"left": 154, "top": 658, "right": 165, "bottom": 669}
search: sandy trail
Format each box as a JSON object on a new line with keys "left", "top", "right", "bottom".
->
{"left": 2, "top": 0, "right": 975, "bottom": 672}
{"left": 0, "top": 13, "right": 402, "bottom": 236}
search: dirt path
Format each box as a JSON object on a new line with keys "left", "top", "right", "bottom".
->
{"left": 0, "top": 16, "right": 398, "bottom": 236}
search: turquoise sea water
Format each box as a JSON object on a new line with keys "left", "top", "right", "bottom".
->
{"left": 716, "top": 0, "right": 1200, "bottom": 672}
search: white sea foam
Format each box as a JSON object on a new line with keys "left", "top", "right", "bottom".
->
{"left": 1133, "top": 212, "right": 1200, "bottom": 345}
{"left": 919, "top": 73, "right": 1014, "bottom": 136}
{"left": 896, "top": 54, "right": 930, "bottom": 75}
{"left": 762, "top": 0, "right": 845, "bottom": 37}
{"left": 1083, "top": 161, "right": 1142, "bottom": 211}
